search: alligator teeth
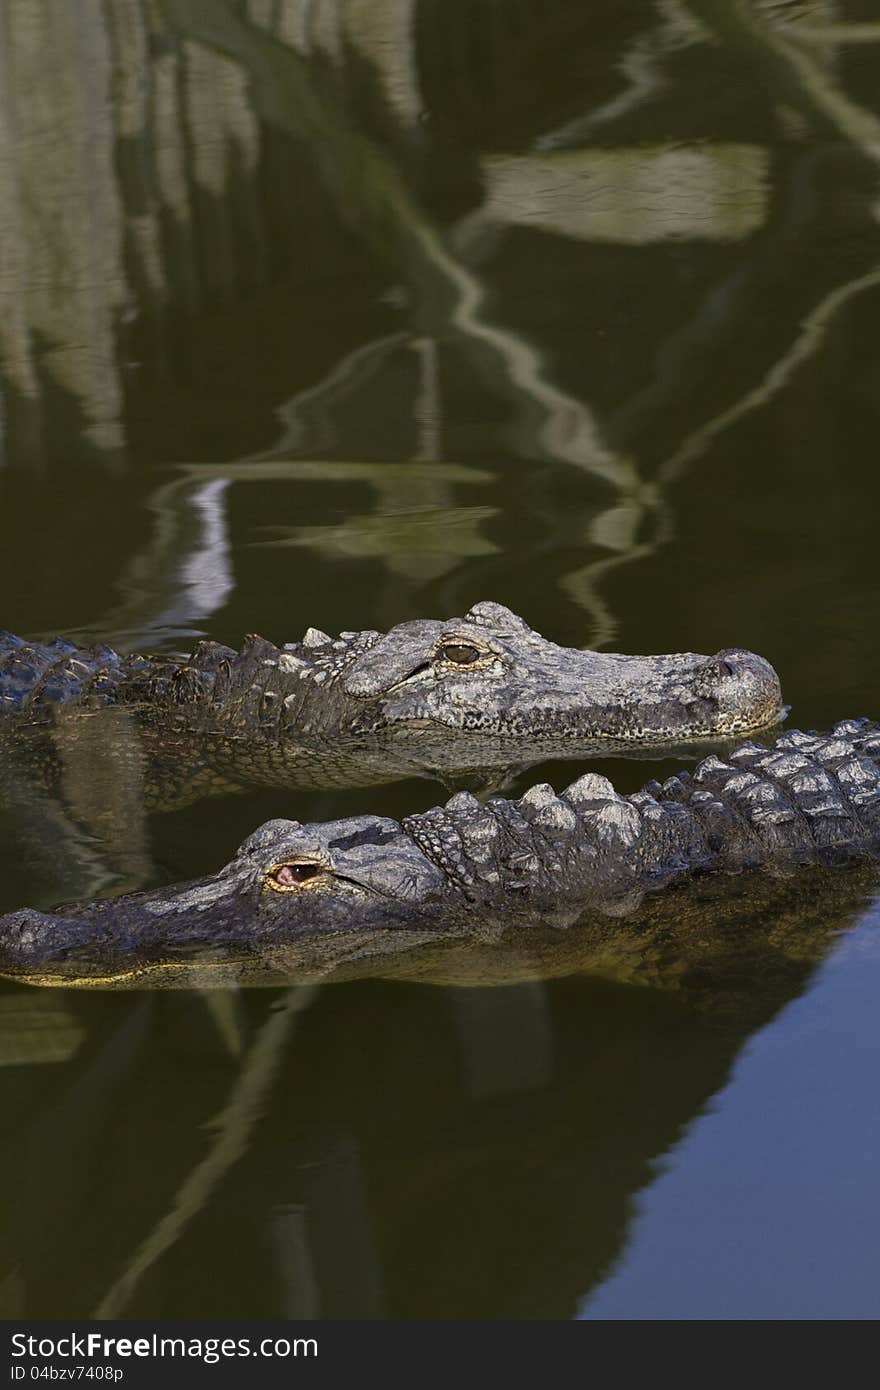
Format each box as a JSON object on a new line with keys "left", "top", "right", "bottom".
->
{"left": 302, "top": 628, "right": 331, "bottom": 648}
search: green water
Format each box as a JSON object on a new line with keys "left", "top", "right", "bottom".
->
{"left": 1, "top": 0, "right": 880, "bottom": 1319}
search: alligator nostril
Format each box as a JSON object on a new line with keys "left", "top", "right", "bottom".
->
{"left": 713, "top": 648, "right": 751, "bottom": 681}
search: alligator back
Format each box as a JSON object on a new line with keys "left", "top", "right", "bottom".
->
{"left": 0, "top": 632, "right": 148, "bottom": 715}
{"left": 0, "top": 631, "right": 255, "bottom": 719}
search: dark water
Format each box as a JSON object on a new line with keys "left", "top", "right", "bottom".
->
{"left": 2, "top": 0, "right": 880, "bottom": 1319}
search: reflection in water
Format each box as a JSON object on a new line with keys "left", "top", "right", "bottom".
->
{"left": 94, "top": 476, "right": 235, "bottom": 647}
{"left": 582, "top": 900, "right": 880, "bottom": 1320}
{"left": 3, "top": 0, "right": 880, "bottom": 639}
{"left": 97, "top": 461, "right": 497, "bottom": 644}
{"left": 151, "top": 479, "right": 234, "bottom": 635}
{"left": 262, "top": 503, "right": 498, "bottom": 581}
{"left": 0, "top": 866, "right": 877, "bottom": 1318}
{"left": 658, "top": 261, "right": 880, "bottom": 483}
{"left": 478, "top": 145, "right": 770, "bottom": 244}
{"left": 0, "top": 0, "right": 268, "bottom": 471}
{"left": 536, "top": 1, "right": 704, "bottom": 147}
{"left": 2, "top": 0, "right": 880, "bottom": 1321}
{"left": 93, "top": 985, "right": 316, "bottom": 1319}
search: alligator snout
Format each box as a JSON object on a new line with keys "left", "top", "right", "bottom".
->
{"left": 0, "top": 908, "right": 77, "bottom": 979}
{"left": 0, "top": 901, "right": 145, "bottom": 983}
{"left": 0, "top": 903, "right": 173, "bottom": 985}
{"left": 704, "top": 647, "right": 783, "bottom": 734}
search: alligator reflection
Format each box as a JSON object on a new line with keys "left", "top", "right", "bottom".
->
{"left": 1, "top": 711, "right": 784, "bottom": 895}
{"left": 0, "top": 715, "right": 782, "bottom": 908}
{"left": 0, "top": 865, "right": 873, "bottom": 1317}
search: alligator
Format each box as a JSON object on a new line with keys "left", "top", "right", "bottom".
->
{"left": 0, "top": 602, "right": 782, "bottom": 801}
{"left": 2, "top": 717, "right": 879, "bottom": 987}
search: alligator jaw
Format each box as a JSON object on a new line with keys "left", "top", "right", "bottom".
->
{"left": 0, "top": 904, "right": 457, "bottom": 988}
{"left": 0, "top": 889, "right": 458, "bottom": 988}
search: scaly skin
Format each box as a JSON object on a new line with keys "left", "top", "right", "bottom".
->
{"left": 0, "top": 603, "right": 782, "bottom": 770}
{"left": 2, "top": 718, "right": 879, "bottom": 986}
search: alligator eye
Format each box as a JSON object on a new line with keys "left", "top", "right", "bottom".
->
{"left": 266, "top": 862, "right": 325, "bottom": 892}
{"left": 438, "top": 643, "right": 484, "bottom": 666}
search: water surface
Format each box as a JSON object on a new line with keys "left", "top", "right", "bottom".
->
{"left": 1, "top": 0, "right": 880, "bottom": 1319}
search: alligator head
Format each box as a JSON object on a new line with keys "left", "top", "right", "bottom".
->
{"left": 0, "top": 816, "right": 459, "bottom": 986}
{"left": 311, "top": 601, "right": 782, "bottom": 745}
